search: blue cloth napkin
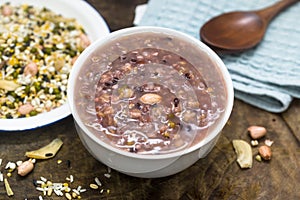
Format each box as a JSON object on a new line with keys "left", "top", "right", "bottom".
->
{"left": 136, "top": 0, "right": 300, "bottom": 113}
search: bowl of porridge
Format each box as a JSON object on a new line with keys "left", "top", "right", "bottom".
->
{"left": 68, "top": 26, "right": 234, "bottom": 178}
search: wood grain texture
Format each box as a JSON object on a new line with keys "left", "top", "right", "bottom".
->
{"left": 0, "top": 0, "right": 299, "bottom": 199}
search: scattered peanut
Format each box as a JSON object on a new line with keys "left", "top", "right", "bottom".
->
{"left": 258, "top": 145, "right": 272, "bottom": 160}
{"left": 17, "top": 160, "right": 34, "bottom": 176}
{"left": 247, "top": 126, "right": 267, "bottom": 139}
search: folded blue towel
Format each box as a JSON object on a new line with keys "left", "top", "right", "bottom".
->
{"left": 136, "top": 0, "right": 300, "bottom": 112}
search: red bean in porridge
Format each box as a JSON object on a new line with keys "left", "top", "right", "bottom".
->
{"left": 74, "top": 31, "right": 227, "bottom": 154}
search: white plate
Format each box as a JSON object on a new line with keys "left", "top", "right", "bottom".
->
{"left": 0, "top": 0, "right": 110, "bottom": 130}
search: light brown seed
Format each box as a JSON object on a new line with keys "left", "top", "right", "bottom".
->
{"left": 89, "top": 183, "right": 99, "bottom": 190}
{"left": 247, "top": 126, "right": 267, "bottom": 139}
{"left": 130, "top": 109, "right": 142, "bottom": 119}
{"left": 47, "top": 187, "right": 53, "bottom": 196}
{"left": 65, "top": 192, "right": 72, "bottom": 200}
{"left": 140, "top": 93, "right": 162, "bottom": 105}
{"left": 258, "top": 145, "right": 272, "bottom": 160}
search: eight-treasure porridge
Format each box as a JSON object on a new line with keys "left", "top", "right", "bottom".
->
{"left": 74, "top": 31, "right": 227, "bottom": 154}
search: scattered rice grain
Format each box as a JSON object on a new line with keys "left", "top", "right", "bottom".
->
{"left": 70, "top": 175, "right": 74, "bottom": 183}
{"left": 16, "top": 160, "right": 23, "bottom": 166}
{"left": 40, "top": 176, "right": 47, "bottom": 182}
{"left": 72, "top": 189, "right": 80, "bottom": 195}
{"left": 36, "top": 180, "right": 44, "bottom": 185}
{"left": 95, "top": 177, "right": 102, "bottom": 186}
{"left": 79, "top": 188, "right": 87, "bottom": 193}
{"left": 104, "top": 173, "right": 111, "bottom": 178}
{"left": 54, "top": 189, "right": 63, "bottom": 196}
{"left": 5, "top": 161, "right": 16, "bottom": 170}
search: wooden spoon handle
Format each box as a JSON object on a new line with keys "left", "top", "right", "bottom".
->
{"left": 255, "top": 0, "right": 299, "bottom": 22}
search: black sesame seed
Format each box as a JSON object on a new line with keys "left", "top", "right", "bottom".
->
{"left": 135, "top": 102, "right": 142, "bottom": 110}
{"left": 135, "top": 86, "right": 144, "bottom": 93}
{"left": 174, "top": 98, "right": 180, "bottom": 107}
{"left": 186, "top": 125, "right": 192, "bottom": 132}
{"left": 104, "top": 82, "right": 112, "bottom": 87}
{"left": 130, "top": 58, "right": 137, "bottom": 63}
{"left": 185, "top": 73, "right": 192, "bottom": 79}
{"left": 112, "top": 77, "right": 119, "bottom": 85}
{"left": 129, "top": 147, "right": 137, "bottom": 153}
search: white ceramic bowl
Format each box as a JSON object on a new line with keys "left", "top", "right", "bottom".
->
{"left": 68, "top": 26, "right": 234, "bottom": 178}
{"left": 0, "top": 0, "right": 109, "bottom": 130}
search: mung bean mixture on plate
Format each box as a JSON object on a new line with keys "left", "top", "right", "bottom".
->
{"left": 0, "top": 3, "right": 90, "bottom": 118}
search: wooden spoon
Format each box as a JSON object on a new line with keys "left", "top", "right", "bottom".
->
{"left": 200, "top": 0, "right": 298, "bottom": 54}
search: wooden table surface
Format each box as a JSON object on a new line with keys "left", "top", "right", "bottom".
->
{"left": 1, "top": 1, "right": 299, "bottom": 199}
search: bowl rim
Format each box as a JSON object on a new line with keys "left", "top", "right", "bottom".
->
{"left": 68, "top": 26, "right": 234, "bottom": 159}
{"left": 0, "top": 0, "right": 110, "bottom": 131}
